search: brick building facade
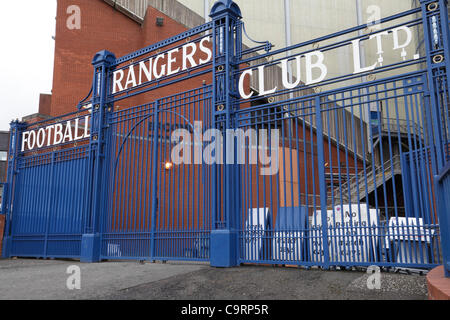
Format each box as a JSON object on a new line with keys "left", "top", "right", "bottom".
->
{"left": 50, "top": 0, "right": 206, "bottom": 117}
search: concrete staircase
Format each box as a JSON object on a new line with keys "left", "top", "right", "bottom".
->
{"left": 328, "top": 155, "right": 402, "bottom": 205}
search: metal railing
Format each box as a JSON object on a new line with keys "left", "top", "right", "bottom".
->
{"left": 379, "top": 118, "right": 424, "bottom": 139}
{"left": 329, "top": 155, "right": 402, "bottom": 204}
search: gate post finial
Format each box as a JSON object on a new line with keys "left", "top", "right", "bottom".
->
{"left": 210, "top": 0, "right": 242, "bottom": 19}
{"left": 92, "top": 50, "right": 116, "bottom": 66}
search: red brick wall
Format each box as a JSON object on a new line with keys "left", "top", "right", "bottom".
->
{"left": 39, "top": 94, "right": 52, "bottom": 116}
{"left": 51, "top": 0, "right": 210, "bottom": 116}
{"left": 52, "top": 0, "right": 140, "bottom": 115}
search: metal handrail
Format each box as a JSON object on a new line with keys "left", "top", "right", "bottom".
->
{"left": 331, "top": 155, "right": 402, "bottom": 202}
{"left": 379, "top": 118, "right": 424, "bottom": 139}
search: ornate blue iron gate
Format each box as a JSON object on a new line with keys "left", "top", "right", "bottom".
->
{"left": 101, "top": 87, "right": 213, "bottom": 261}
{"left": 1, "top": 109, "right": 92, "bottom": 258}
{"left": 1, "top": 0, "right": 449, "bottom": 275}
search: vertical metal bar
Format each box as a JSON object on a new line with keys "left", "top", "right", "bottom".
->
{"left": 43, "top": 152, "right": 56, "bottom": 257}
{"left": 150, "top": 100, "right": 159, "bottom": 259}
{"left": 315, "top": 95, "right": 330, "bottom": 269}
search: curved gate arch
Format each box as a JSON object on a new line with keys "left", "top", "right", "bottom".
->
{"left": 100, "top": 86, "right": 213, "bottom": 261}
{"left": 111, "top": 108, "right": 195, "bottom": 187}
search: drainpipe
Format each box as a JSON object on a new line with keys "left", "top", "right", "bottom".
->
{"left": 205, "top": 0, "right": 210, "bottom": 22}
{"left": 284, "top": 0, "right": 295, "bottom": 99}
{"left": 284, "top": 0, "right": 292, "bottom": 81}
{"left": 284, "top": 0, "right": 295, "bottom": 137}
{"left": 356, "top": 0, "right": 373, "bottom": 156}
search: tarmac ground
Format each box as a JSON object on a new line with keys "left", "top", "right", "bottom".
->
{"left": 0, "top": 258, "right": 428, "bottom": 300}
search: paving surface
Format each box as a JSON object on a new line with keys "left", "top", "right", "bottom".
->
{"left": 0, "top": 258, "right": 428, "bottom": 300}
{"left": 99, "top": 265, "right": 428, "bottom": 300}
{"left": 0, "top": 258, "right": 206, "bottom": 300}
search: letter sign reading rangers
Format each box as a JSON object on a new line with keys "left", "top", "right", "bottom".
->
{"left": 112, "top": 37, "right": 213, "bottom": 94}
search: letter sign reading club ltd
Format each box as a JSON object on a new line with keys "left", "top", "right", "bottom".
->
{"left": 21, "top": 116, "right": 91, "bottom": 152}
{"left": 112, "top": 37, "right": 213, "bottom": 94}
{"left": 239, "top": 26, "right": 418, "bottom": 99}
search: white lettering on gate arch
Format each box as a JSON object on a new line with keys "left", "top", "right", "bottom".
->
{"left": 305, "top": 51, "right": 327, "bottom": 85}
{"left": 238, "top": 25, "right": 417, "bottom": 100}
{"left": 167, "top": 48, "right": 180, "bottom": 76}
{"left": 199, "top": 37, "right": 212, "bottom": 64}
{"left": 36, "top": 128, "right": 45, "bottom": 148}
{"left": 239, "top": 50, "right": 328, "bottom": 99}
{"left": 124, "top": 65, "right": 137, "bottom": 89}
{"left": 281, "top": 56, "right": 302, "bottom": 89}
{"left": 21, "top": 115, "right": 91, "bottom": 152}
{"left": 182, "top": 43, "right": 197, "bottom": 71}
{"left": 112, "top": 37, "right": 213, "bottom": 94}
{"left": 239, "top": 69, "right": 253, "bottom": 99}
{"left": 153, "top": 54, "right": 166, "bottom": 79}
{"left": 139, "top": 59, "right": 153, "bottom": 85}
{"left": 392, "top": 26, "right": 413, "bottom": 60}
{"left": 54, "top": 124, "right": 64, "bottom": 145}
{"left": 113, "top": 70, "right": 124, "bottom": 93}
{"left": 27, "top": 130, "right": 36, "bottom": 150}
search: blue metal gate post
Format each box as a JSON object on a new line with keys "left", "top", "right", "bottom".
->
{"left": 81, "top": 50, "right": 116, "bottom": 262}
{"left": 420, "top": 0, "right": 450, "bottom": 276}
{"left": 420, "top": 0, "right": 448, "bottom": 169}
{"left": 1, "top": 120, "right": 25, "bottom": 258}
{"left": 436, "top": 162, "right": 450, "bottom": 276}
{"left": 209, "top": 0, "right": 242, "bottom": 267}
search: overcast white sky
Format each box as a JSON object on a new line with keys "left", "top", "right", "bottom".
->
{"left": 0, "top": 1, "right": 57, "bottom": 131}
